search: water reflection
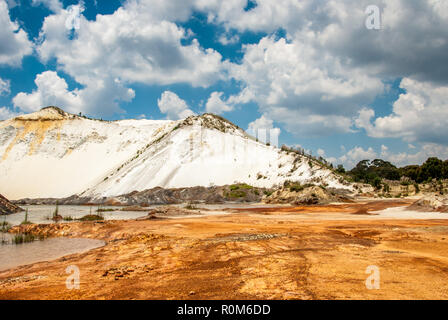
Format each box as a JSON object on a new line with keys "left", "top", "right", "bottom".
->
{"left": 0, "top": 237, "right": 105, "bottom": 271}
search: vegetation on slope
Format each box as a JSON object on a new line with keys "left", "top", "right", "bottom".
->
{"left": 337, "top": 157, "right": 448, "bottom": 187}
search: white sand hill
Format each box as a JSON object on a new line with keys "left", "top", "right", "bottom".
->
{"left": 0, "top": 107, "right": 349, "bottom": 200}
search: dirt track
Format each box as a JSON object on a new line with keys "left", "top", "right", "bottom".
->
{"left": 2, "top": 200, "right": 448, "bottom": 300}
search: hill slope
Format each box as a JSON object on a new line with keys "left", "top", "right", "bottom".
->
{"left": 0, "top": 107, "right": 174, "bottom": 199}
{"left": 0, "top": 193, "right": 23, "bottom": 215}
{"left": 0, "top": 107, "right": 350, "bottom": 200}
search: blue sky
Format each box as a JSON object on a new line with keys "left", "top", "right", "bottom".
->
{"left": 1, "top": 0, "right": 448, "bottom": 168}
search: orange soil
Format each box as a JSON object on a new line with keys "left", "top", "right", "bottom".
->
{"left": 2, "top": 200, "right": 448, "bottom": 300}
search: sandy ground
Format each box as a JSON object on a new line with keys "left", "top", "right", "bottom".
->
{"left": 2, "top": 199, "right": 448, "bottom": 300}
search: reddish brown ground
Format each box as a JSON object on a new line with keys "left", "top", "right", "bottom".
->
{"left": 2, "top": 199, "right": 448, "bottom": 300}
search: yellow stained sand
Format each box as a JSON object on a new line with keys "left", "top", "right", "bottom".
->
{"left": 3, "top": 200, "right": 448, "bottom": 300}
{"left": 1, "top": 119, "right": 65, "bottom": 161}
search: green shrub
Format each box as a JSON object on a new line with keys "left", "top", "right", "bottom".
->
{"left": 96, "top": 208, "right": 115, "bottom": 213}
{"left": 414, "top": 183, "right": 420, "bottom": 194}
{"left": 1, "top": 220, "right": 11, "bottom": 233}
{"left": 78, "top": 214, "right": 104, "bottom": 221}
{"left": 335, "top": 165, "right": 346, "bottom": 174}
{"left": 230, "top": 183, "right": 253, "bottom": 191}
{"left": 284, "top": 181, "right": 305, "bottom": 192}
{"left": 184, "top": 203, "right": 199, "bottom": 210}
{"left": 290, "top": 184, "right": 304, "bottom": 192}
{"left": 228, "top": 190, "right": 247, "bottom": 198}
{"left": 372, "top": 177, "right": 382, "bottom": 190}
{"left": 21, "top": 209, "right": 33, "bottom": 225}
{"left": 13, "top": 233, "right": 35, "bottom": 244}
{"left": 53, "top": 202, "right": 59, "bottom": 216}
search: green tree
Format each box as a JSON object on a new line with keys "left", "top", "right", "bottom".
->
{"left": 443, "top": 160, "right": 448, "bottom": 179}
{"left": 400, "top": 165, "right": 420, "bottom": 182}
{"left": 349, "top": 160, "right": 371, "bottom": 182}
{"left": 418, "top": 157, "right": 443, "bottom": 182}
{"left": 372, "top": 177, "right": 382, "bottom": 190}
{"left": 370, "top": 159, "right": 400, "bottom": 180}
{"left": 335, "top": 165, "right": 346, "bottom": 174}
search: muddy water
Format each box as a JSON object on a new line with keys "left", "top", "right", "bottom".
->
{"left": 0, "top": 236, "right": 105, "bottom": 271}
{"left": 2, "top": 205, "right": 150, "bottom": 226}
{"left": 2, "top": 203, "right": 285, "bottom": 226}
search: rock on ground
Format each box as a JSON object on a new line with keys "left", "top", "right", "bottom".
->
{"left": 14, "top": 185, "right": 270, "bottom": 206}
{"left": 0, "top": 193, "right": 23, "bottom": 215}
{"left": 408, "top": 194, "right": 448, "bottom": 212}
{"left": 264, "top": 185, "right": 353, "bottom": 205}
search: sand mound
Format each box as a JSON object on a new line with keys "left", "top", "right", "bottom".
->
{"left": 137, "top": 206, "right": 203, "bottom": 219}
{"left": 408, "top": 194, "right": 448, "bottom": 212}
{"left": 264, "top": 184, "right": 352, "bottom": 205}
{"left": 0, "top": 194, "right": 23, "bottom": 215}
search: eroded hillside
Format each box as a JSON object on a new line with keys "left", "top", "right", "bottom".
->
{"left": 0, "top": 107, "right": 350, "bottom": 200}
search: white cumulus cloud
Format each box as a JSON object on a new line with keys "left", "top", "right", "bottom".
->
{"left": 0, "top": 106, "right": 20, "bottom": 120}
{"left": 31, "top": 1, "right": 224, "bottom": 116}
{"left": 13, "top": 71, "right": 135, "bottom": 115}
{"left": 13, "top": 71, "right": 83, "bottom": 113}
{"left": 205, "top": 92, "right": 234, "bottom": 114}
{"left": 214, "top": 0, "right": 448, "bottom": 140}
{"left": 377, "top": 143, "right": 448, "bottom": 167}
{"left": 157, "top": 91, "right": 194, "bottom": 120}
{"left": 336, "top": 146, "right": 378, "bottom": 169}
{"left": 0, "top": 77, "right": 10, "bottom": 96}
{"left": 0, "top": 0, "right": 33, "bottom": 66}
{"left": 355, "top": 78, "right": 448, "bottom": 145}
{"left": 32, "top": 0, "right": 62, "bottom": 12}
{"left": 247, "top": 114, "right": 281, "bottom": 145}
{"left": 229, "top": 35, "right": 383, "bottom": 137}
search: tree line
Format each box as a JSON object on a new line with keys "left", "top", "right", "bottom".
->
{"left": 336, "top": 157, "right": 448, "bottom": 185}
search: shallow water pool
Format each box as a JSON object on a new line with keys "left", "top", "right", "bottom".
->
{"left": 0, "top": 236, "right": 105, "bottom": 271}
{"left": 2, "top": 205, "right": 150, "bottom": 226}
